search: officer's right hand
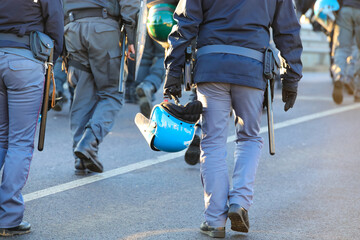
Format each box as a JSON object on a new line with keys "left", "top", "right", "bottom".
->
{"left": 163, "top": 75, "right": 182, "bottom": 99}
{"left": 282, "top": 82, "right": 297, "bottom": 112}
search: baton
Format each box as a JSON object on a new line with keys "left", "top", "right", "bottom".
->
{"left": 118, "top": 24, "right": 126, "bottom": 93}
{"left": 266, "top": 79, "right": 275, "bottom": 155}
{"left": 38, "top": 48, "right": 54, "bottom": 151}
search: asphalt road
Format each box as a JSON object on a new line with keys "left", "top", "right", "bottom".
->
{"left": 9, "top": 72, "right": 360, "bottom": 240}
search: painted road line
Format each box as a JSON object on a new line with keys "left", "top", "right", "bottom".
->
{"left": 24, "top": 103, "right": 360, "bottom": 203}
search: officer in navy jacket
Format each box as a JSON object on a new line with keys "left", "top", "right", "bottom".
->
{"left": 0, "top": 0, "right": 63, "bottom": 237}
{"left": 164, "top": 0, "right": 302, "bottom": 237}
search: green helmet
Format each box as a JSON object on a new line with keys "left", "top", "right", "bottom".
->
{"left": 146, "top": 3, "right": 177, "bottom": 48}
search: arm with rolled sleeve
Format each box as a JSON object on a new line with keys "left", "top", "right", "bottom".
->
{"left": 119, "top": 0, "right": 140, "bottom": 45}
{"left": 40, "top": 0, "right": 64, "bottom": 61}
{"left": 272, "top": 0, "right": 303, "bottom": 111}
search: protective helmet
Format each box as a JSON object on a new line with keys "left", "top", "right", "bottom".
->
{"left": 313, "top": 0, "right": 340, "bottom": 33}
{"left": 135, "top": 100, "right": 202, "bottom": 152}
{"left": 146, "top": 3, "right": 177, "bottom": 48}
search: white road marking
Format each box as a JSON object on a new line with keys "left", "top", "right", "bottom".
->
{"left": 24, "top": 103, "right": 360, "bottom": 203}
{"left": 275, "top": 95, "right": 334, "bottom": 101}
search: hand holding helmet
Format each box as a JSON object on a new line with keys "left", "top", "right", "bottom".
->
{"left": 163, "top": 74, "right": 182, "bottom": 99}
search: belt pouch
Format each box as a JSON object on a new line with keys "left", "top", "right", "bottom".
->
{"left": 30, "top": 31, "right": 54, "bottom": 62}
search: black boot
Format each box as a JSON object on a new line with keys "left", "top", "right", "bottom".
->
{"left": 74, "top": 158, "right": 91, "bottom": 175}
{"left": 0, "top": 221, "right": 31, "bottom": 237}
{"left": 136, "top": 81, "right": 155, "bottom": 118}
{"left": 74, "top": 128, "right": 103, "bottom": 173}
{"left": 332, "top": 76, "right": 344, "bottom": 105}
{"left": 184, "top": 125, "right": 201, "bottom": 165}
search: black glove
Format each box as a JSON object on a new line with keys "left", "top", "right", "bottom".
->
{"left": 282, "top": 82, "right": 297, "bottom": 112}
{"left": 163, "top": 74, "right": 182, "bottom": 99}
{"left": 124, "top": 24, "right": 135, "bottom": 45}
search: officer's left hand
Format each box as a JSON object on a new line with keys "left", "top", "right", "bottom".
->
{"left": 163, "top": 75, "right": 182, "bottom": 99}
{"left": 282, "top": 83, "right": 297, "bottom": 112}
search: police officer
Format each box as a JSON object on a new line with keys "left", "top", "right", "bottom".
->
{"left": 0, "top": 0, "right": 63, "bottom": 236}
{"left": 126, "top": 32, "right": 165, "bottom": 118}
{"left": 331, "top": 0, "right": 360, "bottom": 104}
{"left": 63, "top": 0, "right": 139, "bottom": 174}
{"left": 164, "top": 0, "right": 302, "bottom": 237}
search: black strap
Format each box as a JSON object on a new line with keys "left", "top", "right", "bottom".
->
{"left": 65, "top": 8, "right": 118, "bottom": 25}
{"left": 68, "top": 59, "right": 91, "bottom": 73}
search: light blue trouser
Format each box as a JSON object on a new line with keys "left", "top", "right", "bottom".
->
{"left": 0, "top": 50, "right": 44, "bottom": 228}
{"left": 64, "top": 17, "right": 123, "bottom": 148}
{"left": 197, "top": 83, "right": 264, "bottom": 228}
{"left": 332, "top": 6, "right": 360, "bottom": 83}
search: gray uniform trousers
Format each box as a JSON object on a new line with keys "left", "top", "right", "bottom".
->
{"left": 0, "top": 50, "right": 44, "bottom": 228}
{"left": 332, "top": 6, "right": 360, "bottom": 84}
{"left": 64, "top": 17, "right": 123, "bottom": 149}
{"left": 197, "top": 82, "right": 264, "bottom": 228}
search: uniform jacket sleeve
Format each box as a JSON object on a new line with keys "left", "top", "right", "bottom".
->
{"left": 164, "top": 0, "right": 203, "bottom": 78}
{"left": 40, "top": 0, "right": 64, "bottom": 61}
{"left": 272, "top": 0, "right": 303, "bottom": 89}
{"left": 119, "top": 0, "right": 140, "bottom": 45}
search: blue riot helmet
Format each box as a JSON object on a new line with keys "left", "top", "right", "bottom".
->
{"left": 135, "top": 100, "right": 203, "bottom": 152}
{"left": 312, "top": 0, "right": 340, "bottom": 33}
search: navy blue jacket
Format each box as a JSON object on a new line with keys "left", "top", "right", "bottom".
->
{"left": 165, "top": 0, "right": 303, "bottom": 91}
{"left": 342, "top": 0, "right": 360, "bottom": 9}
{"left": 0, "top": 0, "right": 64, "bottom": 60}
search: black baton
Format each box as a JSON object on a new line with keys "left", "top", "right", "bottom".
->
{"left": 38, "top": 48, "right": 54, "bottom": 151}
{"left": 264, "top": 47, "right": 275, "bottom": 155}
{"left": 118, "top": 24, "right": 126, "bottom": 93}
{"left": 266, "top": 79, "right": 275, "bottom": 155}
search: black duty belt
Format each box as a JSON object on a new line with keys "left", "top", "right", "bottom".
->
{"left": 0, "top": 33, "right": 30, "bottom": 45}
{"left": 65, "top": 8, "right": 118, "bottom": 25}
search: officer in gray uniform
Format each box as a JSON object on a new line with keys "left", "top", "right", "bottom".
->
{"left": 133, "top": 33, "right": 165, "bottom": 118}
{"left": 63, "top": 0, "right": 139, "bottom": 174}
{"left": 0, "top": 0, "right": 63, "bottom": 236}
{"left": 164, "top": 0, "right": 302, "bottom": 238}
{"left": 331, "top": 0, "right": 360, "bottom": 104}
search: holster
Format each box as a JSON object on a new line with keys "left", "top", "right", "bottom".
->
{"left": 30, "top": 31, "right": 54, "bottom": 62}
{"left": 263, "top": 47, "right": 280, "bottom": 107}
{"left": 184, "top": 45, "right": 194, "bottom": 91}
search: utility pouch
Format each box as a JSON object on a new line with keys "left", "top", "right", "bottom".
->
{"left": 30, "top": 31, "right": 54, "bottom": 62}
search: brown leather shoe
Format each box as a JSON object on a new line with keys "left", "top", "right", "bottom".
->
{"left": 200, "top": 222, "right": 225, "bottom": 238}
{"left": 0, "top": 221, "right": 31, "bottom": 237}
{"left": 228, "top": 204, "right": 249, "bottom": 233}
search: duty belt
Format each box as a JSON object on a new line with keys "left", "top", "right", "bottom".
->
{"left": 0, "top": 33, "right": 30, "bottom": 45}
{"left": 65, "top": 8, "right": 118, "bottom": 25}
{"left": 196, "top": 45, "right": 264, "bottom": 63}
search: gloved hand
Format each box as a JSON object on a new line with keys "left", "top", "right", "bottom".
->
{"left": 163, "top": 74, "right": 182, "bottom": 99}
{"left": 282, "top": 82, "right": 297, "bottom": 112}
